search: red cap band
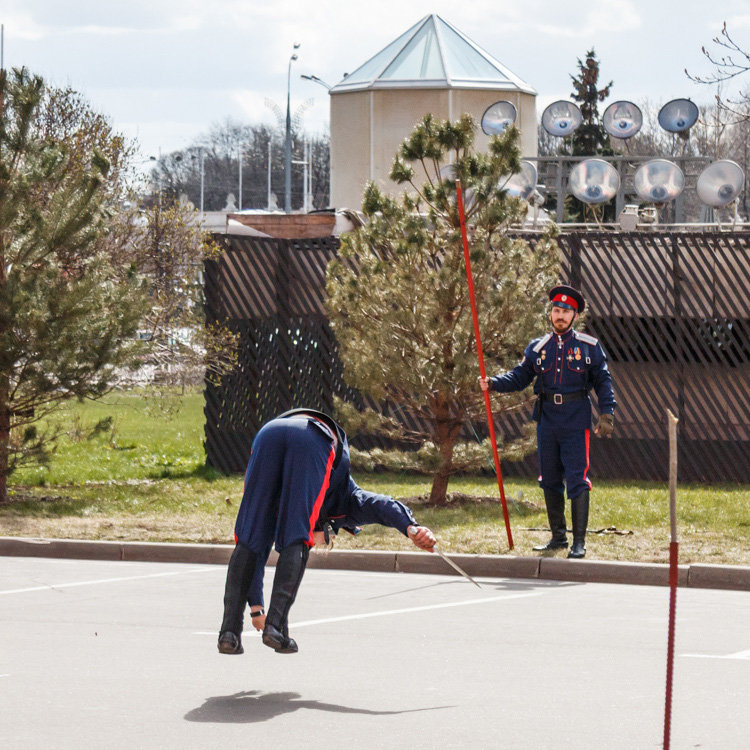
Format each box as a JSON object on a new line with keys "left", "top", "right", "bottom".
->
{"left": 551, "top": 293, "right": 578, "bottom": 311}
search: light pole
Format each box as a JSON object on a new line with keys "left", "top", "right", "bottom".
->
{"left": 298, "top": 74, "right": 332, "bottom": 212}
{"left": 285, "top": 43, "right": 300, "bottom": 214}
{"left": 267, "top": 140, "right": 273, "bottom": 210}
{"left": 199, "top": 148, "right": 205, "bottom": 212}
{"left": 238, "top": 146, "right": 242, "bottom": 211}
{"left": 300, "top": 73, "right": 331, "bottom": 90}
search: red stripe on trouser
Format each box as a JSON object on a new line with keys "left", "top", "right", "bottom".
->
{"left": 584, "top": 429, "right": 592, "bottom": 489}
{"left": 306, "top": 446, "right": 336, "bottom": 547}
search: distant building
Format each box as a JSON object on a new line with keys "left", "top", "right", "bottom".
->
{"left": 329, "top": 14, "right": 537, "bottom": 210}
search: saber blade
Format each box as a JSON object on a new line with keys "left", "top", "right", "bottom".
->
{"left": 434, "top": 547, "right": 482, "bottom": 588}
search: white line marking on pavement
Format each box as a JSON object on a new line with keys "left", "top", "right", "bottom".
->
{"left": 0, "top": 567, "right": 216, "bottom": 596}
{"left": 0, "top": 674, "right": 10, "bottom": 678}
{"left": 683, "top": 650, "right": 750, "bottom": 660}
{"left": 195, "top": 591, "right": 543, "bottom": 635}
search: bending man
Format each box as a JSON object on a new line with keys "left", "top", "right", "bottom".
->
{"left": 218, "top": 408, "right": 436, "bottom": 655}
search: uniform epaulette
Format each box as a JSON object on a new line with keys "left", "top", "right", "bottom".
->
{"left": 532, "top": 333, "right": 552, "bottom": 353}
{"left": 575, "top": 332, "right": 599, "bottom": 345}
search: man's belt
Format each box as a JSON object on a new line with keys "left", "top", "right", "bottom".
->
{"left": 542, "top": 390, "right": 587, "bottom": 405}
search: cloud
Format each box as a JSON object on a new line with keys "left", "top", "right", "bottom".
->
{"left": 0, "top": 0, "right": 209, "bottom": 38}
{"left": 1, "top": 10, "right": 48, "bottom": 40}
{"left": 533, "top": 2, "right": 642, "bottom": 38}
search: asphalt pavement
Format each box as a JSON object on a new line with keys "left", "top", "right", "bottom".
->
{"left": 1, "top": 555, "right": 748, "bottom": 749}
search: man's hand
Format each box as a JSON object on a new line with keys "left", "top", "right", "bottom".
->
{"left": 249, "top": 608, "right": 266, "bottom": 632}
{"left": 478, "top": 376, "right": 490, "bottom": 392}
{"left": 407, "top": 525, "right": 436, "bottom": 552}
{"left": 595, "top": 413, "right": 614, "bottom": 438}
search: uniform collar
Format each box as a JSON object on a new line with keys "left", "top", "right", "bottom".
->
{"left": 551, "top": 327, "right": 575, "bottom": 343}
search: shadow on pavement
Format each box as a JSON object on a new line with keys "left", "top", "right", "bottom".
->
{"left": 185, "top": 690, "right": 454, "bottom": 723}
{"left": 367, "top": 577, "right": 580, "bottom": 600}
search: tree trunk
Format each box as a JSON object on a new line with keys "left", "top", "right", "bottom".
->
{"left": 429, "top": 470, "right": 451, "bottom": 506}
{"left": 0, "top": 236, "right": 7, "bottom": 504}
{"left": 0, "top": 381, "right": 10, "bottom": 505}
{"left": 428, "top": 393, "right": 462, "bottom": 505}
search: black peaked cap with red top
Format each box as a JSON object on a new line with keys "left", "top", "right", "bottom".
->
{"left": 548, "top": 285, "right": 586, "bottom": 314}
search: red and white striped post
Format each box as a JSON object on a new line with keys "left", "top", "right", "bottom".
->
{"left": 663, "top": 409, "right": 680, "bottom": 749}
{"left": 455, "top": 180, "right": 513, "bottom": 550}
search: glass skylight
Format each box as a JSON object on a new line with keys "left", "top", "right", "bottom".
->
{"left": 436, "top": 17, "right": 508, "bottom": 80}
{"left": 330, "top": 14, "right": 534, "bottom": 93}
{"left": 381, "top": 22, "right": 446, "bottom": 80}
{"left": 339, "top": 19, "right": 423, "bottom": 85}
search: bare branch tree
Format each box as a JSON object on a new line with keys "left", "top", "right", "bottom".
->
{"left": 686, "top": 22, "right": 750, "bottom": 119}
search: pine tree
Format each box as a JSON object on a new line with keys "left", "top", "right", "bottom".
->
{"left": 569, "top": 48, "right": 613, "bottom": 157}
{"left": 565, "top": 49, "right": 614, "bottom": 221}
{"left": 0, "top": 69, "right": 146, "bottom": 503}
{"left": 326, "top": 114, "right": 560, "bottom": 504}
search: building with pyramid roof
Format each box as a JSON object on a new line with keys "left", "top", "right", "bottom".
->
{"left": 329, "top": 14, "right": 537, "bottom": 208}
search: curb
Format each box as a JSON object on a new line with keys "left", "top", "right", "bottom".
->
{"left": 1, "top": 537, "right": 749, "bottom": 592}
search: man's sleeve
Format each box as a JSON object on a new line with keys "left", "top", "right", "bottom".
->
{"left": 590, "top": 343, "right": 617, "bottom": 415}
{"left": 489, "top": 345, "right": 536, "bottom": 393}
{"left": 336, "top": 477, "right": 417, "bottom": 536}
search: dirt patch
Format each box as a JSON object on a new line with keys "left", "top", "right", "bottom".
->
{"left": 2, "top": 488, "right": 78, "bottom": 505}
{"left": 400, "top": 492, "right": 540, "bottom": 512}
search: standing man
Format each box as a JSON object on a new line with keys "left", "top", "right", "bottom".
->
{"left": 479, "top": 285, "right": 616, "bottom": 558}
{"left": 218, "top": 408, "right": 436, "bottom": 656}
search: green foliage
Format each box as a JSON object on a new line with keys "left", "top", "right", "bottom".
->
{"left": 568, "top": 48, "right": 613, "bottom": 158}
{"left": 564, "top": 48, "right": 615, "bottom": 222}
{"left": 326, "top": 114, "right": 560, "bottom": 503}
{"left": 12, "top": 388, "right": 206, "bottom": 486}
{"left": 0, "top": 68, "right": 148, "bottom": 499}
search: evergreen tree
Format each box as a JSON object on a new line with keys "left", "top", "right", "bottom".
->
{"left": 326, "top": 114, "right": 560, "bottom": 504}
{"left": 568, "top": 48, "right": 613, "bottom": 157}
{"left": 565, "top": 49, "right": 614, "bottom": 221}
{"left": 0, "top": 69, "right": 146, "bottom": 503}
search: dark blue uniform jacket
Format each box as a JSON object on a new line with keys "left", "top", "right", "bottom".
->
{"left": 489, "top": 329, "right": 616, "bottom": 429}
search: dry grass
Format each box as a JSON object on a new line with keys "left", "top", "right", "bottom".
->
{"left": 2, "top": 476, "right": 748, "bottom": 566}
{"left": 2, "top": 390, "right": 747, "bottom": 566}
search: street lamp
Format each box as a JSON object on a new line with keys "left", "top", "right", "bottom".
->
{"left": 300, "top": 73, "right": 331, "bottom": 90}
{"left": 285, "top": 43, "right": 300, "bottom": 214}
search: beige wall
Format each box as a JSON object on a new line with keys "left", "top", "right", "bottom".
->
{"left": 330, "top": 87, "right": 538, "bottom": 209}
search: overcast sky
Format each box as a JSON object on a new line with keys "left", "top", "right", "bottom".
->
{"left": 2, "top": 0, "right": 749, "bottom": 162}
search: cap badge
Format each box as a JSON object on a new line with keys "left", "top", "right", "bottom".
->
{"left": 561, "top": 295, "right": 567, "bottom": 302}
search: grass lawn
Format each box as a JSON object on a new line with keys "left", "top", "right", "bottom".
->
{"left": 2, "top": 388, "right": 748, "bottom": 566}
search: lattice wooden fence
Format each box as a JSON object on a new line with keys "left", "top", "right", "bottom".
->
{"left": 204, "top": 232, "right": 750, "bottom": 483}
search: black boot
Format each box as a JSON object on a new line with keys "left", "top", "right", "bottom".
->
{"left": 263, "top": 542, "right": 309, "bottom": 654}
{"left": 218, "top": 542, "right": 257, "bottom": 654}
{"left": 533, "top": 490, "right": 568, "bottom": 551}
{"left": 568, "top": 490, "right": 590, "bottom": 559}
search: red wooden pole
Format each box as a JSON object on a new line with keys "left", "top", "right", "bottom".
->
{"left": 455, "top": 180, "right": 513, "bottom": 550}
{"left": 663, "top": 540, "right": 678, "bottom": 750}
{"left": 663, "top": 409, "right": 679, "bottom": 750}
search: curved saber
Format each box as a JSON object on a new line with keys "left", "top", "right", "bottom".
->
{"left": 434, "top": 547, "right": 482, "bottom": 589}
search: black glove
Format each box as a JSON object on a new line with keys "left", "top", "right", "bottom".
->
{"left": 595, "top": 413, "right": 614, "bottom": 437}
